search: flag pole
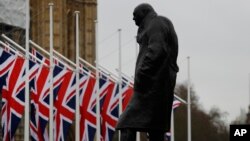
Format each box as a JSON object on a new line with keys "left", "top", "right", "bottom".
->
{"left": 118, "top": 28, "right": 122, "bottom": 115}
{"left": 29, "top": 40, "right": 92, "bottom": 76}
{"left": 95, "top": 19, "right": 101, "bottom": 141}
{"left": 95, "top": 0, "right": 101, "bottom": 139}
{"left": 171, "top": 109, "right": 175, "bottom": 141}
{"left": 75, "top": 11, "right": 80, "bottom": 141}
{"left": 49, "top": 3, "right": 54, "bottom": 141}
{"left": 24, "top": 0, "right": 30, "bottom": 140}
{"left": 118, "top": 28, "right": 123, "bottom": 141}
{"left": 248, "top": 73, "right": 250, "bottom": 121}
{"left": 1, "top": 35, "right": 48, "bottom": 65}
{"left": 187, "top": 56, "right": 191, "bottom": 141}
{"left": 249, "top": 73, "right": 250, "bottom": 107}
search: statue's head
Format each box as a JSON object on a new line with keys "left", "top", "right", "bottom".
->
{"left": 133, "top": 3, "right": 156, "bottom": 26}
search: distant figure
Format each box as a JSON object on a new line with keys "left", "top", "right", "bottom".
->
{"left": 116, "top": 3, "right": 179, "bottom": 141}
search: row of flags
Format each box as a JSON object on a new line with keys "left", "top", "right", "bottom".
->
{"left": 0, "top": 40, "right": 133, "bottom": 141}
{"left": 0, "top": 38, "right": 182, "bottom": 141}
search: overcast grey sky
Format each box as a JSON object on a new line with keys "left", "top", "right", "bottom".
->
{"left": 98, "top": 0, "right": 250, "bottom": 123}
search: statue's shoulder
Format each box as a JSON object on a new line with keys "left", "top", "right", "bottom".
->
{"left": 148, "top": 15, "right": 170, "bottom": 31}
{"left": 157, "top": 15, "right": 172, "bottom": 24}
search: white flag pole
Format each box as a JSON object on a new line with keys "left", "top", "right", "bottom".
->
{"left": 94, "top": 1, "right": 101, "bottom": 140}
{"left": 24, "top": 0, "right": 30, "bottom": 140}
{"left": 75, "top": 11, "right": 80, "bottom": 141}
{"left": 171, "top": 109, "right": 175, "bottom": 141}
{"left": 1, "top": 35, "right": 48, "bottom": 65}
{"left": 95, "top": 20, "right": 101, "bottom": 141}
{"left": 118, "top": 28, "right": 122, "bottom": 115}
{"left": 49, "top": 3, "right": 54, "bottom": 141}
{"left": 248, "top": 73, "right": 250, "bottom": 122}
{"left": 118, "top": 28, "right": 123, "bottom": 141}
{"left": 187, "top": 56, "right": 191, "bottom": 141}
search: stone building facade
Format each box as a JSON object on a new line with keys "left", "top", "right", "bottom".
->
{"left": 31, "top": 0, "right": 97, "bottom": 64}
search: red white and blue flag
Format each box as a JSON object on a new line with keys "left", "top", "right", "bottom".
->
{"left": 1, "top": 48, "right": 39, "bottom": 141}
{"left": 121, "top": 77, "right": 133, "bottom": 111}
{"left": 172, "top": 99, "right": 181, "bottom": 110}
{"left": 0, "top": 47, "right": 15, "bottom": 92}
{"left": 100, "top": 79, "right": 119, "bottom": 141}
{"left": 30, "top": 49, "right": 69, "bottom": 141}
{"left": 53, "top": 70, "right": 76, "bottom": 141}
{"left": 30, "top": 49, "right": 50, "bottom": 141}
{"left": 79, "top": 66, "right": 118, "bottom": 141}
{"left": 53, "top": 58, "right": 89, "bottom": 141}
{"left": 0, "top": 48, "right": 17, "bottom": 141}
{"left": 79, "top": 67, "right": 97, "bottom": 141}
{"left": 100, "top": 76, "right": 134, "bottom": 141}
{"left": 1, "top": 44, "right": 140, "bottom": 141}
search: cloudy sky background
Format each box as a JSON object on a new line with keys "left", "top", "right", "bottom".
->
{"left": 98, "top": 0, "right": 250, "bottom": 123}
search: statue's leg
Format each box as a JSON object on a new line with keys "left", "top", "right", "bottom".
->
{"left": 120, "top": 129, "right": 136, "bottom": 141}
{"left": 148, "top": 130, "right": 165, "bottom": 141}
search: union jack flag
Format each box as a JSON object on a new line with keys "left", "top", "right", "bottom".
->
{"left": 79, "top": 66, "right": 116, "bottom": 141}
{"left": 53, "top": 70, "right": 76, "bottom": 141}
{"left": 88, "top": 72, "right": 133, "bottom": 141}
{"left": 172, "top": 99, "right": 181, "bottom": 110}
{"left": 1, "top": 49, "right": 39, "bottom": 141}
{"left": 100, "top": 76, "right": 134, "bottom": 141}
{"left": 120, "top": 77, "right": 133, "bottom": 111}
{"left": 79, "top": 66, "right": 109, "bottom": 141}
{"left": 30, "top": 49, "right": 50, "bottom": 141}
{"left": 30, "top": 49, "right": 69, "bottom": 141}
{"left": 79, "top": 70, "right": 97, "bottom": 141}
{"left": 0, "top": 48, "right": 15, "bottom": 126}
{"left": 0, "top": 48, "right": 15, "bottom": 92}
{"left": 0, "top": 43, "right": 25, "bottom": 92}
{"left": 100, "top": 79, "right": 119, "bottom": 141}
{"left": 53, "top": 58, "right": 89, "bottom": 141}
